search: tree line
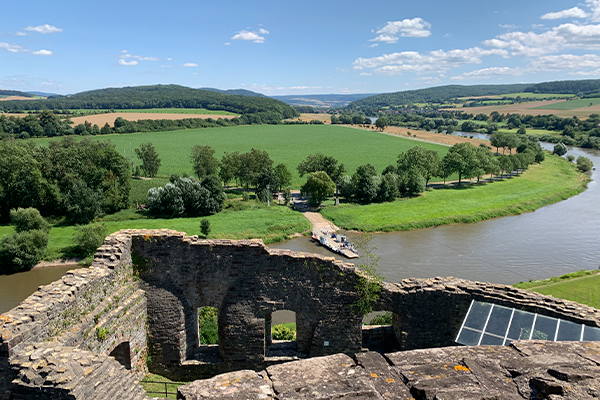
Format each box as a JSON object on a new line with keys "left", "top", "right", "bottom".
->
{"left": 0, "top": 84, "right": 299, "bottom": 119}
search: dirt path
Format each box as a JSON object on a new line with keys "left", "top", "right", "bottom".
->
{"left": 290, "top": 191, "right": 339, "bottom": 233}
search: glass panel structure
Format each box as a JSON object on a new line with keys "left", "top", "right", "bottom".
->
{"left": 456, "top": 300, "right": 600, "bottom": 347}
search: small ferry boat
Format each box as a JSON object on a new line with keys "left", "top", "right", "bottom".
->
{"left": 314, "top": 230, "right": 358, "bottom": 259}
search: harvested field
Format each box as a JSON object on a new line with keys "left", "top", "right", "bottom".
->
{"left": 443, "top": 99, "right": 600, "bottom": 119}
{"left": 70, "top": 112, "right": 238, "bottom": 127}
{"left": 366, "top": 125, "right": 489, "bottom": 148}
{"left": 298, "top": 113, "right": 332, "bottom": 123}
{"left": 0, "top": 96, "right": 38, "bottom": 101}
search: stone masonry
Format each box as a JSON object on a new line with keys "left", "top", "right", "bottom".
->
{"left": 1, "top": 229, "right": 599, "bottom": 399}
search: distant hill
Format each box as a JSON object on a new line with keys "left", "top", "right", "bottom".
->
{"left": 525, "top": 79, "right": 600, "bottom": 95}
{"left": 0, "top": 90, "right": 36, "bottom": 98}
{"left": 273, "top": 93, "right": 377, "bottom": 108}
{"left": 347, "top": 84, "right": 531, "bottom": 109}
{"left": 26, "top": 91, "right": 60, "bottom": 97}
{"left": 0, "top": 84, "right": 298, "bottom": 120}
{"left": 199, "top": 87, "right": 266, "bottom": 97}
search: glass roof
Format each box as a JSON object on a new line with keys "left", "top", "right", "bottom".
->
{"left": 456, "top": 300, "right": 600, "bottom": 346}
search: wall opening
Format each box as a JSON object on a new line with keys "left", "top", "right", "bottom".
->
{"left": 266, "top": 310, "right": 300, "bottom": 359}
{"left": 109, "top": 342, "right": 132, "bottom": 370}
{"left": 194, "top": 306, "right": 221, "bottom": 363}
{"left": 362, "top": 311, "right": 401, "bottom": 353}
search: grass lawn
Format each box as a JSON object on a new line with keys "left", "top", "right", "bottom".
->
{"left": 29, "top": 125, "right": 451, "bottom": 188}
{"left": 321, "top": 155, "right": 588, "bottom": 232}
{"left": 533, "top": 98, "right": 600, "bottom": 110}
{"left": 514, "top": 271, "right": 600, "bottom": 309}
{"left": 141, "top": 373, "right": 188, "bottom": 399}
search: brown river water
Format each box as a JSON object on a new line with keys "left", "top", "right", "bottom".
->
{"left": 1, "top": 143, "right": 599, "bottom": 315}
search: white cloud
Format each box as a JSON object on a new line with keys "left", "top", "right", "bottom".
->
{"left": 451, "top": 67, "right": 524, "bottom": 80}
{"left": 353, "top": 47, "right": 507, "bottom": 75}
{"left": 370, "top": 18, "right": 431, "bottom": 43}
{"left": 231, "top": 29, "right": 269, "bottom": 43}
{"left": 183, "top": 63, "right": 198, "bottom": 67}
{"left": 167, "top": 57, "right": 172, "bottom": 61}
{"left": 16, "top": 32, "right": 27, "bottom": 36}
{"left": 529, "top": 53, "right": 600, "bottom": 71}
{"left": 499, "top": 24, "right": 517, "bottom": 29}
{"left": 541, "top": 7, "right": 587, "bottom": 20}
{"left": 224, "top": 42, "right": 231, "bottom": 46}
{"left": 32, "top": 49, "right": 52, "bottom": 56}
{"left": 0, "top": 42, "right": 28, "bottom": 53}
{"left": 25, "top": 24, "right": 62, "bottom": 34}
{"left": 587, "top": 0, "right": 600, "bottom": 22}
{"left": 484, "top": 23, "right": 600, "bottom": 56}
{"left": 571, "top": 68, "right": 600, "bottom": 75}
{"left": 118, "top": 59, "right": 138, "bottom": 66}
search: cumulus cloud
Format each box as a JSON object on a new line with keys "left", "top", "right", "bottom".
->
{"left": 182, "top": 63, "right": 198, "bottom": 67}
{"left": 484, "top": 23, "right": 600, "bottom": 56}
{"left": 25, "top": 24, "right": 62, "bottom": 34}
{"left": 32, "top": 49, "right": 52, "bottom": 56}
{"left": 587, "top": 0, "right": 600, "bottom": 22}
{"left": 541, "top": 7, "right": 587, "bottom": 20}
{"left": 231, "top": 28, "right": 269, "bottom": 43}
{"left": 353, "top": 47, "right": 507, "bottom": 75}
{"left": 0, "top": 42, "right": 28, "bottom": 53}
{"left": 370, "top": 18, "right": 431, "bottom": 43}
{"left": 451, "top": 67, "right": 524, "bottom": 80}
{"left": 118, "top": 59, "right": 138, "bottom": 66}
{"left": 529, "top": 53, "right": 600, "bottom": 71}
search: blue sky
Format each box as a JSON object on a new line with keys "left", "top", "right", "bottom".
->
{"left": 2, "top": 0, "right": 600, "bottom": 96}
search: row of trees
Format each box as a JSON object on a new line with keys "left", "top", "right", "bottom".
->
{"left": 298, "top": 142, "right": 544, "bottom": 206}
{"left": 0, "top": 137, "right": 130, "bottom": 223}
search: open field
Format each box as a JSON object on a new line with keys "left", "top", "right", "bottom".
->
{"left": 70, "top": 112, "right": 238, "bottom": 127}
{"left": 458, "top": 93, "right": 574, "bottom": 100}
{"left": 118, "top": 108, "right": 237, "bottom": 115}
{"left": 321, "top": 155, "right": 588, "bottom": 232}
{"left": 443, "top": 99, "right": 600, "bottom": 119}
{"left": 298, "top": 113, "right": 332, "bottom": 123}
{"left": 532, "top": 97, "right": 600, "bottom": 110}
{"left": 514, "top": 271, "right": 600, "bottom": 309}
{"left": 30, "top": 124, "right": 453, "bottom": 187}
{"left": 0, "top": 96, "right": 39, "bottom": 101}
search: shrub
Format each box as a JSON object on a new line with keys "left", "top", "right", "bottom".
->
{"left": 73, "top": 223, "right": 108, "bottom": 257}
{"left": 200, "top": 218, "right": 211, "bottom": 237}
{"left": 0, "top": 229, "right": 49, "bottom": 273}
{"left": 10, "top": 208, "right": 51, "bottom": 233}
{"left": 368, "top": 311, "right": 393, "bottom": 325}
{"left": 198, "top": 306, "right": 218, "bottom": 345}
{"left": 272, "top": 324, "right": 295, "bottom": 341}
{"left": 576, "top": 156, "right": 594, "bottom": 172}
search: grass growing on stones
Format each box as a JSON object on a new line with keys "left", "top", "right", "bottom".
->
{"left": 321, "top": 155, "right": 588, "bottom": 232}
{"left": 514, "top": 270, "right": 600, "bottom": 309}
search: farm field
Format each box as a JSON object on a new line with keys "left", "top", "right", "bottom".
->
{"left": 30, "top": 124, "right": 452, "bottom": 187}
{"left": 321, "top": 155, "right": 588, "bottom": 232}
{"left": 532, "top": 97, "right": 600, "bottom": 110}
{"left": 70, "top": 111, "right": 237, "bottom": 127}
{"left": 460, "top": 93, "right": 574, "bottom": 100}
{"left": 443, "top": 99, "right": 600, "bottom": 119}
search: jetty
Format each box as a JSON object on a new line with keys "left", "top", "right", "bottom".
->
{"left": 314, "top": 230, "right": 359, "bottom": 259}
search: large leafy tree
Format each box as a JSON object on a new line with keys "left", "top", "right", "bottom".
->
{"left": 191, "top": 145, "right": 219, "bottom": 179}
{"left": 300, "top": 171, "right": 335, "bottom": 206}
{"left": 442, "top": 142, "right": 479, "bottom": 184}
{"left": 351, "top": 164, "right": 379, "bottom": 204}
{"left": 297, "top": 153, "right": 345, "bottom": 183}
{"left": 397, "top": 145, "right": 440, "bottom": 186}
{"left": 135, "top": 142, "right": 161, "bottom": 178}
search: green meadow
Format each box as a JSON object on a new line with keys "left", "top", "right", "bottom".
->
{"left": 321, "top": 155, "right": 588, "bottom": 232}
{"left": 514, "top": 270, "right": 600, "bottom": 309}
{"left": 30, "top": 125, "right": 451, "bottom": 187}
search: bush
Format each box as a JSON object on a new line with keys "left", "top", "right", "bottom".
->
{"left": 200, "top": 218, "right": 211, "bottom": 237}
{"left": 9, "top": 208, "right": 51, "bottom": 233}
{"left": 576, "top": 156, "right": 594, "bottom": 172}
{"left": 73, "top": 223, "right": 108, "bottom": 257}
{"left": 198, "top": 306, "right": 218, "bottom": 345}
{"left": 272, "top": 324, "right": 295, "bottom": 341}
{"left": 0, "top": 229, "right": 49, "bottom": 273}
{"left": 147, "top": 176, "right": 225, "bottom": 217}
{"left": 368, "top": 311, "right": 393, "bottom": 325}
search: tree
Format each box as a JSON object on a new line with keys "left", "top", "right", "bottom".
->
{"left": 300, "top": 171, "right": 335, "bottom": 206}
{"left": 352, "top": 164, "right": 379, "bottom": 204}
{"left": 576, "top": 156, "right": 594, "bottom": 172}
{"left": 442, "top": 142, "right": 479, "bottom": 184}
{"left": 297, "top": 153, "right": 345, "bottom": 183}
{"left": 474, "top": 146, "right": 499, "bottom": 182}
{"left": 400, "top": 169, "right": 425, "bottom": 196}
{"left": 66, "top": 180, "right": 105, "bottom": 224}
{"left": 134, "top": 142, "right": 161, "bottom": 178}
{"left": 274, "top": 163, "right": 292, "bottom": 192}
{"left": 200, "top": 218, "right": 211, "bottom": 237}
{"left": 191, "top": 145, "right": 219, "bottom": 179}
{"left": 375, "top": 117, "right": 388, "bottom": 131}
{"left": 0, "top": 208, "right": 50, "bottom": 274}
{"left": 73, "top": 223, "right": 107, "bottom": 257}
{"left": 497, "top": 155, "right": 513, "bottom": 177}
{"left": 397, "top": 145, "right": 440, "bottom": 186}
{"left": 219, "top": 151, "right": 240, "bottom": 186}
{"left": 553, "top": 143, "right": 568, "bottom": 156}
{"left": 9, "top": 208, "right": 51, "bottom": 233}
{"left": 256, "top": 167, "right": 279, "bottom": 202}
{"left": 377, "top": 173, "right": 399, "bottom": 202}
{"left": 517, "top": 126, "right": 527, "bottom": 135}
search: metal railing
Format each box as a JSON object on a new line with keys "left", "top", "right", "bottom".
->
{"left": 140, "top": 380, "right": 186, "bottom": 398}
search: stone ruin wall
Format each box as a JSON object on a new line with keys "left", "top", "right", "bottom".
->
{"left": 0, "top": 229, "right": 599, "bottom": 399}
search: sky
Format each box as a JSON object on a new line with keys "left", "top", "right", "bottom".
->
{"left": 2, "top": 0, "right": 600, "bottom": 96}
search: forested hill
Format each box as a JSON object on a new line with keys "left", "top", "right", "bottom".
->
{"left": 347, "top": 84, "right": 531, "bottom": 109}
{"left": 525, "top": 79, "right": 600, "bottom": 95}
{"left": 0, "top": 84, "right": 298, "bottom": 118}
{"left": 199, "top": 87, "right": 266, "bottom": 97}
{"left": 0, "top": 89, "right": 36, "bottom": 98}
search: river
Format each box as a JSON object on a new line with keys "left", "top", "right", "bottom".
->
{"left": 1, "top": 140, "right": 598, "bottom": 314}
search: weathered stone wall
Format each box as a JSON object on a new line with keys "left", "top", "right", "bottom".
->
{"left": 1, "top": 229, "right": 599, "bottom": 399}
